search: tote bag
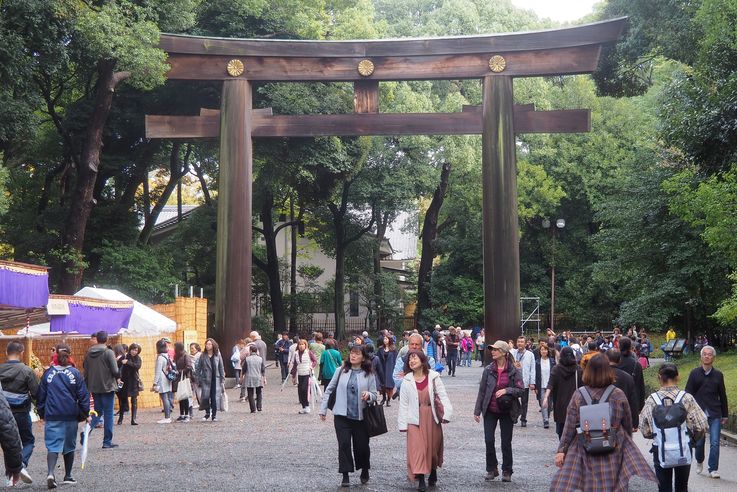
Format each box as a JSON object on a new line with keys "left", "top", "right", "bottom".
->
{"left": 364, "top": 402, "right": 388, "bottom": 437}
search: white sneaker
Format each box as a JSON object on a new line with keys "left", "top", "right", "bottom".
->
{"left": 6, "top": 476, "right": 13, "bottom": 487}
{"left": 19, "top": 468, "right": 32, "bottom": 484}
{"left": 709, "top": 471, "right": 720, "bottom": 479}
{"left": 304, "top": 407, "right": 311, "bottom": 414}
{"left": 156, "top": 417, "right": 171, "bottom": 424}
{"left": 696, "top": 462, "right": 703, "bottom": 474}
{"left": 298, "top": 408, "right": 307, "bottom": 414}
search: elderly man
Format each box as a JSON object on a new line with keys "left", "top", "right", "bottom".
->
{"left": 510, "top": 336, "right": 535, "bottom": 427}
{"left": 685, "top": 345, "right": 729, "bottom": 479}
{"left": 392, "top": 333, "right": 435, "bottom": 393}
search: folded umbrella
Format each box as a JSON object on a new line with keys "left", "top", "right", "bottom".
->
{"left": 80, "top": 410, "right": 98, "bottom": 470}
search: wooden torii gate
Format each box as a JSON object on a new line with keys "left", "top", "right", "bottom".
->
{"left": 145, "top": 18, "right": 626, "bottom": 353}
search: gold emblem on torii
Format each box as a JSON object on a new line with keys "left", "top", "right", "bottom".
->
{"left": 357, "top": 59, "right": 375, "bottom": 77}
{"left": 226, "top": 59, "right": 245, "bottom": 77}
{"left": 489, "top": 55, "right": 506, "bottom": 73}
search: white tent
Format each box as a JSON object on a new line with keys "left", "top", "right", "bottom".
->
{"left": 25, "top": 287, "right": 176, "bottom": 337}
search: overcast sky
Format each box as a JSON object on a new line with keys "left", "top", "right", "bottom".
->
{"left": 511, "top": 0, "right": 599, "bottom": 22}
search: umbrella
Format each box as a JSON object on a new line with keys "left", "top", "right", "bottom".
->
{"left": 308, "top": 371, "right": 323, "bottom": 411}
{"left": 80, "top": 410, "right": 98, "bottom": 470}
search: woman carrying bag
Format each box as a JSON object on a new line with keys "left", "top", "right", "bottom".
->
{"left": 174, "top": 342, "right": 194, "bottom": 422}
{"left": 550, "top": 354, "right": 656, "bottom": 491}
{"left": 118, "top": 343, "right": 142, "bottom": 425}
{"left": 398, "top": 350, "right": 453, "bottom": 491}
{"left": 319, "top": 345, "right": 378, "bottom": 488}
{"left": 473, "top": 340, "right": 525, "bottom": 483}
{"left": 196, "top": 338, "right": 225, "bottom": 422}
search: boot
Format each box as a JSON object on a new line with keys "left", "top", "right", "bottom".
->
{"left": 130, "top": 399, "right": 138, "bottom": 426}
{"left": 428, "top": 469, "right": 437, "bottom": 487}
{"left": 117, "top": 411, "right": 124, "bottom": 425}
{"left": 417, "top": 474, "right": 426, "bottom": 492}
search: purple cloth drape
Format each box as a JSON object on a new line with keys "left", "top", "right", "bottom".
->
{"left": 50, "top": 302, "right": 133, "bottom": 334}
{"left": 0, "top": 267, "right": 50, "bottom": 308}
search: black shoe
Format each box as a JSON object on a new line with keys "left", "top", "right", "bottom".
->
{"left": 131, "top": 420, "right": 138, "bottom": 426}
{"left": 117, "top": 414, "right": 124, "bottom": 425}
{"left": 360, "top": 469, "right": 369, "bottom": 484}
{"left": 46, "top": 474, "right": 57, "bottom": 489}
{"left": 341, "top": 473, "right": 349, "bottom": 487}
{"left": 520, "top": 421, "right": 527, "bottom": 428}
{"left": 417, "top": 475, "right": 426, "bottom": 492}
{"left": 61, "top": 477, "right": 77, "bottom": 485}
{"left": 102, "top": 443, "right": 119, "bottom": 449}
{"left": 386, "top": 400, "right": 391, "bottom": 407}
{"left": 428, "top": 469, "right": 437, "bottom": 487}
{"left": 544, "top": 421, "right": 550, "bottom": 429}
{"left": 485, "top": 469, "right": 499, "bottom": 481}
{"left": 392, "top": 392, "right": 400, "bottom": 400}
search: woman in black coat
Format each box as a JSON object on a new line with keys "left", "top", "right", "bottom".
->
{"left": 541, "top": 346, "right": 582, "bottom": 439}
{"left": 119, "top": 343, "right": 142, "bottom": 425}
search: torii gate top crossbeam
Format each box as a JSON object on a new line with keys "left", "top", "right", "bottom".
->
{"left": 160, "top": 17, "right": 626, "bottom": 81}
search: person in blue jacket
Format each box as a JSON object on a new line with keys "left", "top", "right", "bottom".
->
{"left": 36, "top": 344, "right": 90, "bottom": 489}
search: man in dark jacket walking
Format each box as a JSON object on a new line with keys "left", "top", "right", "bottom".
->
{"left": 615, "top": 337, "right": 645, "bottom": 431}
{"left": 83, "top": 330, "right": 119, "bottom": 449}
{"left": 685, "top": 345, "right": 729, "bottom": 478}
{"left": 0, "top": 341, "right": 37, "bottom": 483}
{"left": 606, "top": 349, "right": 638, "bottom": 431}
{"left": 0, "top": 391, "right": 23, "bottom": 487}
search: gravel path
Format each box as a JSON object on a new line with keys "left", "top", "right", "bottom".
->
{"left": 16, "top": 362, "right": 736, "bottom": 490}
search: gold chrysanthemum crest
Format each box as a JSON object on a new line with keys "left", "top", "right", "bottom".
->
{"left": 357, "top": 59, "right": 375, "bottom": 77}
{"left": 226, "top": 59, "right": 245, "bottom": 77}
{"left": 488, "top": 55, "right": 506, "bottom": 73}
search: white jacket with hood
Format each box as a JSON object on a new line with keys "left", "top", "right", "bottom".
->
{"left": 397, "top": 370, "right": 453, "bottom": 430}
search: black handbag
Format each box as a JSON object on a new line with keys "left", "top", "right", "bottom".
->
{"left": 327, "top": 370, "right": 344, "bottom": 411}
{"left": 364, "top": 402, "right": 388, "bottom": 437}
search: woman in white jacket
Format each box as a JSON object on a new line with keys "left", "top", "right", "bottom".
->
{"left": 398, "top": 350, "right": 453, "bottom": 491}
{"left": 152, "top": 339, "right": 174, "bottom": 424}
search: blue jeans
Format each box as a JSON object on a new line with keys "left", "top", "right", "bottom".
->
{"left": 462, "top": 351, "right": 472, "bottom": 366}
{"left": 160, "top": 391, "right": 172, "bottom": 419}
{"left": 13, "top": 411, "right": 34, "bottom": 467}
{"left": 695, "top": 417, "right": 721, "bottom": 472}
{"left": 91, "top": 392, "right": 115, "bottom": 447}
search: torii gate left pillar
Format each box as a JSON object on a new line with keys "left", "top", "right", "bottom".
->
{"left": 216, "top": 80, "right": 253, "bottom": 343}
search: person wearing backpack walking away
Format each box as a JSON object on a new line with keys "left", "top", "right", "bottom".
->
{"left": 460, "top": 332, "right": 474, "bottom": 367}
{"left": 82, "top": 330, "right": 119, "bottom": 449}
{"left": 37, "top": 344, "right": 90, "bottom": 489}
{"left": 152, "top": 339, "right": 174, "bottom": 424}
{"left": 196, "top": 338, "right": 225, "bottom": 422}
{"left": 320, "top": 340, "right": 343, "bottom": 392}
{"left": 291, "top": 339, "right": 317, "bottom": 414}
{"left": 0, "top": 341, "right": 37, "bottom": 485}
{"left": 685, "top": 345, "right": 729, "bottom": 479}
{"left": 474, "top": 341, "right": 525, "bottom": 483}
{"left": 543, "top": 347, "right": 583, "bottom": 440}
{"left": 534, "top": 344, "right": 556, "bottom": 429}
{"left": 617, "top": 337, "right": 646, "bottom": 431}
{"left": 640, "top": 363, "right": 707, "bottom": 492}
{"left": 119, "top": 343, "right": 142, "bottom": 425}
{"left": 398, "top": 350, "right": 453, "bottom": 491}
{"left": 510, "top": 336, "right": 536, "bottom": 428}
{"left": 605, "top": 349, "right": 638, "bottom": 432}
{"left": 319, "top": 345, "right": 377, "bottom": 487}
{"left": 550, "top": 354, "right": 656, "bottom": 491}
{"left": 242, "top": 345, "right": 265, "bottom": 413}
{"left": 230, "top": 339, "right": 245, "bottom": 390}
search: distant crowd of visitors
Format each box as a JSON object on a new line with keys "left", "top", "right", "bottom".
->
{"left": 0, "top": 326, "right": 729, "bottom": 492}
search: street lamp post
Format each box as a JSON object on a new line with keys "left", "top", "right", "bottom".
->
{"left": 542, "top": 218, "right": 565, "bottom": 333}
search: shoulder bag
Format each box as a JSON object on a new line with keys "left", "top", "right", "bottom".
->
{"left": 432, "top": 379, "right": 446, "bottom": 422}
{"left": 175, "top": 372, "right": 193, "bottom": 402}
{"left": 364, "top": 401, "right": 388, "bottom": 437}
{"left": 327, "top": 369, "right": 344, "bottom": 411}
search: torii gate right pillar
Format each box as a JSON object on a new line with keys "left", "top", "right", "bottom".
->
{"left": 482, "top": 75, "right": 520, "bottom": 350}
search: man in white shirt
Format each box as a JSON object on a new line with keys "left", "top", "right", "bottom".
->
{"left": 510, "top": 336, "right": 536, "bottom": 427}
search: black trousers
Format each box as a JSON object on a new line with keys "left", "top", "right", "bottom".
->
{"left": 519, "top": 388, "right": 530, "bottom": 423}
{"left": 653, "top": 449, "right": 690, "bottom": 492}
{"left": 298, "top": 375, "right": 310, "bottom": 407}
{"left": 334, "top": 415, "right": 370, "bottom": 473}
{"left": 116, "top": 390, "right": 129, "bottom": 413}
{"left": 447, "top": 350, "right": 458, "bottom": 375}
{"left": 280, "top": 362, "right": 289, "bottom": 381}
{"left": 247, "top": 386, "right": 263, "bottom": 412}
{"left": 483, "top": 412, "right": 514, "bottom": 474}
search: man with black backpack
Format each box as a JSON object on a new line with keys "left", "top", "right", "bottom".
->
{"left": 616, "top": 337, "right": 645, "bottom": 431}
{"left": 640, "top": 363, "right": 707, "bottom": 491}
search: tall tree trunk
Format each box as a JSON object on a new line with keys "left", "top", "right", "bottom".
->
{"left": 191, "top": 161, "right": 212, "bottom": 206}
{"left": 289, "top": 195, "right": 298, "bottom": 334}
{"left": 259, "top": 190, "right": 287, "bottom": 334}
{"left": 373, "top": 208, "right": 391, "bottom": 331}
{"left": 416, "top": 161, "right": 451, "bottom": 327}
{"left": 58, "top": 60, "right": 129, "bottom": 294}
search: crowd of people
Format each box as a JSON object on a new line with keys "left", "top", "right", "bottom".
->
{"left": 0, "top": 326, "right": 730, "bottom": 492}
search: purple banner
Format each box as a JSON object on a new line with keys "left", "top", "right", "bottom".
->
{"left": 0, "top": 267, "right": 49, "bottom": 309}
{"left": 50, "top": 303, "right": 133, "bottom": 335}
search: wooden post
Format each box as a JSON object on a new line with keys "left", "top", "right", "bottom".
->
{"left": 215, "top": 79, "right": 253, "bottom": 358}
{"left": 481, "top": 75, "right": 520, "bottom": 352}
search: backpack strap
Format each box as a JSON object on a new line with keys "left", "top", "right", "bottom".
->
{"left": 650, "top": 392, "right": 663, "bottom": 406}
{"left": 673, "top": 390, "right": 686, "bottom": 405}
{"left": 578, "top": 386, "right": 593, "bottom": 405}
{"left": 600, "top": 384, "right": 616, "bottom": 403}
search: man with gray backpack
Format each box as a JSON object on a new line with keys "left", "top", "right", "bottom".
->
{"left": 640, "top": 363, "right": 707, "bottom": 492}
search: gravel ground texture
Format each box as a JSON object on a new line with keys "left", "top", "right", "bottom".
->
{"left": 15, "top": 362, "right": 737, "bottom": 491}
